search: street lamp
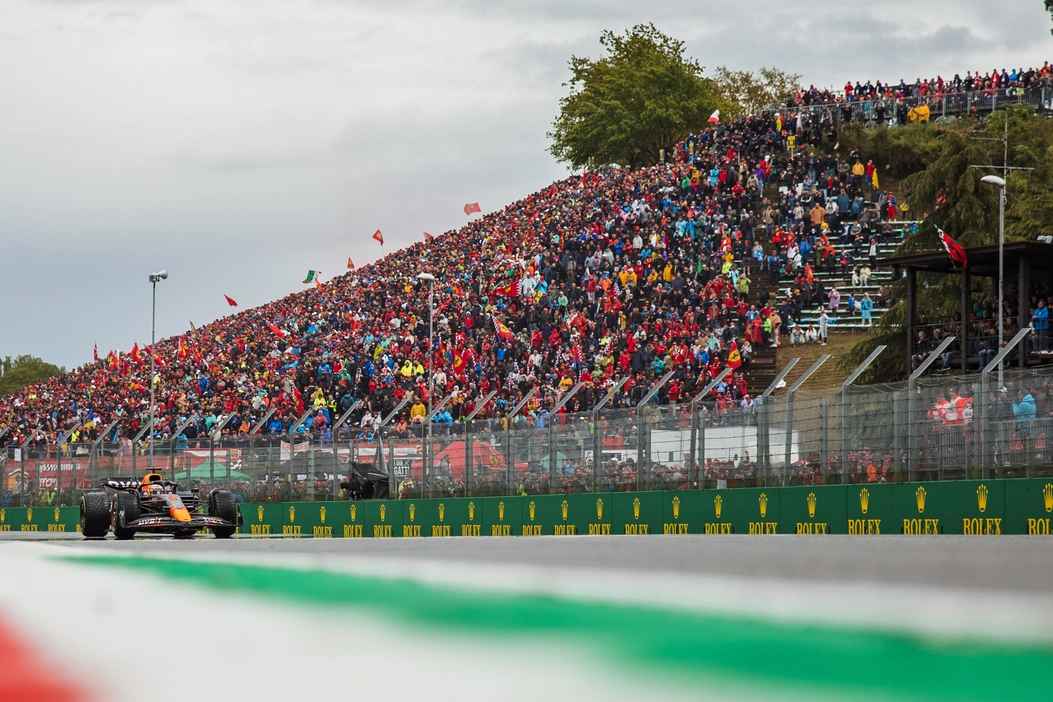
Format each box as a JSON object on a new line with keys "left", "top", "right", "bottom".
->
{"left": 416, "top": 272, "right": 436, "bottom": 496}
{"left": 148, "top": 269, "right": 168, "bottom": 470}
{"left": 980, "top": 175, "right": 1006, "bottom": 386}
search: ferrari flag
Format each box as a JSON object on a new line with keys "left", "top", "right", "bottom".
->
{"left": 937, "top": 227, "right": 968, "bottom": 268}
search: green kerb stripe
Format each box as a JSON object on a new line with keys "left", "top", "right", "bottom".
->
{"left": 68, "top": 556, "right": 1052, "bottom": 701}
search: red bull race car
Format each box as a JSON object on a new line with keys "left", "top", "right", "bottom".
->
{"left": 80, "top": 473, "right": 242, "bottom": 539}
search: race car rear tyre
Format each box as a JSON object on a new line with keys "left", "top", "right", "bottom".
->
{"left": 209, "top": 490, "right": 238, "bottom": 539}
{"left": 112, "top": 491, "right": 140, "bottom": 540}
{"left": 81, "top": 492, "right": 110, "bottom": 538}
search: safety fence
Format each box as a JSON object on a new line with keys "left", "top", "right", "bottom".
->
{"left": 2, "top": 365, "right": 1051, "bottom": 508}
{"left": 771, "top": 84, "right": 1053, "bottom": 123}
{"left": 5, "top": 478, "right": 1051, "bottom": 536}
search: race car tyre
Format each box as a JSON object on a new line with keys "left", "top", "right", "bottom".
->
{"left": 81, "top": 492, "right": 110, "bottom": 538}
{"left": 209, "top": 490, "right": 238, "bottom": 539}
{"left": 112, "top": 491, "right": 140, "bottom": 540}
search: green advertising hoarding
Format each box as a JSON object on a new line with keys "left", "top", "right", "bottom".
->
{"left": 0, "top": 506, "right": 79, "bottom": 533}
{"left": 208, "top": 477, "right": 1053, "bottom": 540}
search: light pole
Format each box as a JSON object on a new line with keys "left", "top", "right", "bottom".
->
{"left": 980, "top": 175, "right": 1005, "bottom": 386}
{"left": 148, "top": 269, "right": 168, "bottom": 470}
{"left": 416, "top": 272, "right": 435, "bottom": 496}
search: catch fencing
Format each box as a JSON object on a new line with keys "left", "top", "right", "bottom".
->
{"left": 2, "top": 365, "right": 1051, "bottom": 508}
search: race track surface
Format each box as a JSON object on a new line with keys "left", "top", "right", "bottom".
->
{"left": 36, "top": 533, "right": 1053, "bottom": 593}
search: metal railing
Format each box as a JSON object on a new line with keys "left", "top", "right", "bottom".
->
{"left": 3, "top": 363, "right": 1051, "bottom": 508}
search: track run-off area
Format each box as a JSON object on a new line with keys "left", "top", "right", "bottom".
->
{"left": 1, "top": 533, "right": 1052, "bottom": 701}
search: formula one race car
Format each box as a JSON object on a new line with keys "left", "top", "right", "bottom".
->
{"left": 80, "top": 473, "right": 242, "bottom": 539}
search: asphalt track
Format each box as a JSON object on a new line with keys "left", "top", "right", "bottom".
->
{"left": 26, "top": 533, "right": 1053, "bottom": 593}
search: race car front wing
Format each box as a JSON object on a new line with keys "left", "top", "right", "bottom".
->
{"left": 122, "top": 513, "right": 243, "bottom": 530}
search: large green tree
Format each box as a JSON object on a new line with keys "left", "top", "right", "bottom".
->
{"left": 0, "top": 355, "right": 64, "bottom": 396}
{"left": 548, "top": 24, "right": 721, "bottom": 170}
{"left": 839, "top": 107, "right": 1053, "bottom": 381}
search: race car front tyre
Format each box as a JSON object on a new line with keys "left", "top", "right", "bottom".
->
{"left": 112, "top": 491, "right": 140, "bottom": 540}
{"left": 81, "top": 492, "right": 110, "bottom": 538}
{"left": 209, "top": 490, "right": 238, "bottom": 538}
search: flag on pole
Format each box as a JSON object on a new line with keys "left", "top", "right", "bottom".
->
{"left": 493, "top": 280, "right": 521, "bottom": 297}
{"left": 937, "top": 227, "right": 968, "bottom": 268}
{"left": 493, "top": 317, "right": 514, "bottom": 341}
{"left": 314, "top": 278, "right": 322, "bottom": 291}
{"left": 451, "top": 348, "right": 467, "bottom": 379}
{"left": 708, "top": 109, "right": 720, "bottom": 124}
{"left": 303, "top": 270, "right": 318, "bottom": 284}
{"left": 727, "top": 341, "right": 742, "bottom": 369}
{"left": 93, "top": 343, "right": 98, "bottom": 363}
{"left": 267, "top": 322, "right": 286, "bottom": 339}
{"left": 373, "top": 230, "right": 384, "bottom": 245}
{"left": 177, "top": 337, "right": 188, "bottom": 360}
{"left": 347, "top": 258, "right": 355, "bottom": 270}
{"left": 130, "top": 343, "right": 143, "bottom": 366}
{"left": 424, "top": 232, "right": 434, "bottom": 241}
{"left": 224, "top": 295, "right": 238, "bottom": 307}
{"left": 464, "top": 202, "right": 481, "bottom": 216}
{"left": 189, "top": 320, "right": 199, "bottom": 339}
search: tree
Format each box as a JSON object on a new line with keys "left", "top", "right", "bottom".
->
{"left": 0, "top": 355, "right": 64, "bottom": 397}
{"left": 710, "top": 66, "right": 802, "bottom": 119}
{"left": 548, "top": 24, "right": 719, "bottom": 170}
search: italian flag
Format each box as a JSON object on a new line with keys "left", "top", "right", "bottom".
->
{"left": 303, "top": 270, "right": 318, "bottom": 284}
{"left": 1, "top": 542, "right": 1050, "bottom": 701}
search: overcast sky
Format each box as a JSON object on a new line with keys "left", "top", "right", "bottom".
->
{"left": 2, "top": 0, "right": 1050, "bottom": 369}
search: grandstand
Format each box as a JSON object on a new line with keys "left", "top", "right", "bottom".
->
{"left": 3, "top": 62, "right": 1053, "bottom": 508}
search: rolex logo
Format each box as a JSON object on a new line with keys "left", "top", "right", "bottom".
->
{"left": 320, "top": 505, "right": 326, "bottom": 524}
{"left": 633, "top": 497, "right": 641, "bottom": 520}
{"left": 0, "top": 509, "right": 5, "bottom": 523}
{"left": 498, "top": 501, "right": 505, "bottom": 521}
{"left": 439, "top": 503, "right": 445, "bottom": 522}
{"left": 807, "top": 492, "right": 817, "bottom": 519}
{"left": 288, "top": 505, "right": 295, "bottom": 522}
{"left": 350, "top": 504, "right": 357, "bottom": 522}
{"left": 529, "top": 501, "right": 536, "bottom": 521}
{"left": 714, "top": 495, "right": 722, "bottom": 519}
{"left": 1044, "top": 484, "right": 1053, "bottom": 513}
{"left": 672, "top": 496, "right": 680, "bottom": 520}
{"left": 380, "top": 503, "right": 386, "bottom": 522}
{"left": 409, "top": 503, "right": 415, "bottom": 522}
{"left": 27, "top": 508, "right": 32, "bottom": 522}
{"left": 859, "top": 488, "right": 870, "bottom": 515}
{"left": 257, "top": 505, "right": 264, "bottom": 521}
{"left": 596, "top": 498, "right": 603, "bottom": 520}
{"left": 561, "top": 499, "right": 568, "bottom": 521}
{"left": 758, "top": 493, "right": 767, "bottom": 519}
{"left": 916, "top": 486, "right": 926, "bottom": 514}
{"left": 54, "top": 508, "right": 60, "bottom": 522}
{"left": 976, "top": 485, "right": 988, "bottom": 513}
{"left": 468, "top": 502, "right": 475, "bottom": 521}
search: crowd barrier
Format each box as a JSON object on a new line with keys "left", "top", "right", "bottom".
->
{"left": 235, "top": 478, "right": 1053, "bottom": 538}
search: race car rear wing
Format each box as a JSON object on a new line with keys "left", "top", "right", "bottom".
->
{"left": 99, "top": 478, "right": 142, "bottom": 490}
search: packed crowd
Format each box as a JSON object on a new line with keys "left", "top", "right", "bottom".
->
{"left": 787, "top": 63, "right": 1053, "bottom": 108}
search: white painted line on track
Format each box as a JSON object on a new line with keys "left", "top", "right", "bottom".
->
{"left": 0, "top": 542, "right": 815, "bottom": 702}
{"left": 51, "top": 542, "right": 1053, "bottom": 646}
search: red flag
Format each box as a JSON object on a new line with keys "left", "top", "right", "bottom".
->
{"left": 493, "top": 280, "right": 521, "bottom": 297}
{"left": 347, "top": 258, "right": 355, "bottom": 270}
{"left": 493, "top": 317, "right": 514, "bottom": 341}
{"left": 452, "top": 348, "right": 467, "bottom": 379}
{"left": 93, "top": 343, "right": 98, "bottom": 363}
{"left": 373, "top": 230, "right": 384, "bottom": 245}
{"left": 708, "top": 109, "right": 720, "bottom": 124}
{"left": 267, "top": 322, "right": 286, "bottom": 339}
{"left": 937, "top": 227, "right": 968, "bottom": 268}
{"left": 314, "top": 278, "right": 322, "bottom": 291}
{"left": 177, "top": 337, "right": 188, "bottom": 360}
{"left": 224, "top": 295, "right": 238, "bottom": 307}
{"left": 130, "top": 343, "right": 143, "bottom": 366}
{"left": 424, "top": 232, "right": 434, "bottom": 241}
{"left": 727, "top": 341, "right": 742, "bottom": 369}
{"left": 464, "top": 202, "right": 481, "bottom": 216}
